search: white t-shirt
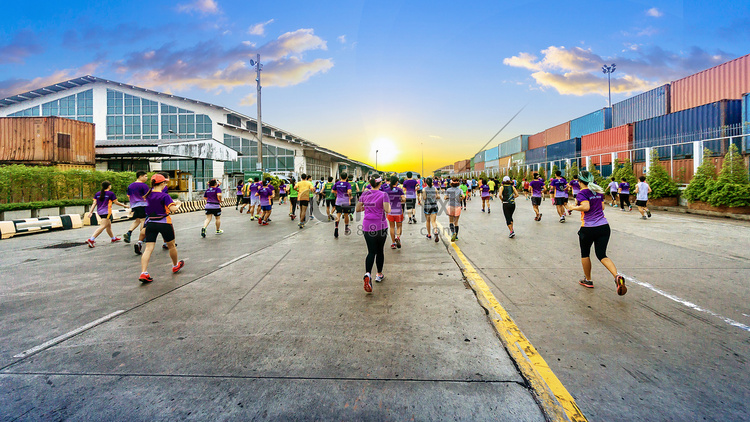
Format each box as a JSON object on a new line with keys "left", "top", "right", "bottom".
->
{"left": 636, "top": 182, "right": 649, "bottom": 201}
{"left": 608, "top": 181, "right": 619, "bottom": 192}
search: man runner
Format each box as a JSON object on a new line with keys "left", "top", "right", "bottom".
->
{"left": 323, "top": 176, "right": 336, "bottom": 221}
{"left": 550, "top": 171, "right": 569, "bottom": 223}
{"left": 201, "top": 179, "right": 223, "bottom": 237}
{"left": 333, "top": 173, "right": 353, "bottom": 238}
{"left": 402, "top": 172, "right": 419, "bottom": 224}
{"left": 634, "top": 175, "right": 652, "bottom": 220}
{"left": 295, "top": 174, "right": 314, "bottom": 228}
{"left": 124, "top": 171, "right": 149, "bottom": 244}
{"left": 529, "top": 173, "right": 545, "bottom": 221}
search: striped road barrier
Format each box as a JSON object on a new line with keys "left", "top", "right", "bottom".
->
{"left": 0, "top": 214, "right": 83, "bottom": 240}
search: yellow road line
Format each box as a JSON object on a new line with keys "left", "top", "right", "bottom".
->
{"left": 436, "top": 222, "right": 587, "bottom": 422}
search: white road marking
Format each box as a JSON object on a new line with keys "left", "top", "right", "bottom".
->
{"left": 13, "top": 310, "right": 125, "bottom": 359}
{"left": 219, "top": 253, "right": 250, "bottom": 268}
{"left": 623, "top": 275, "right": 750, "bottom": 333}
{"left": 744, "top": 314, "right": 750, "bottom": 318}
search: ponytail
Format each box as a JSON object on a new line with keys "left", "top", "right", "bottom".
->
{"left": 98, "top": 181, "right": 111, "bottom": 203}
{"left": 144, "top": 179, "right": 162, "bottom": 199}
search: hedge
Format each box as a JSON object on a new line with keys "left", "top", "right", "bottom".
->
{"left": 0, "top": 199, "right": 92, "bottom": 213}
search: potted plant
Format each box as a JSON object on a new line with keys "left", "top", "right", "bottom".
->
{"left": 686, "top": 144, "right": 750, "bottom": 214}
{"left": 646, "top": 149, "right": 680, "bottom": 206}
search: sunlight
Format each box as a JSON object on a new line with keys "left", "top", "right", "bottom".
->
{"left": 369, "top": 137, "right": 399, "bottom": 168}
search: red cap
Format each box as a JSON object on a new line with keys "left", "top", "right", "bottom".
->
{"left": 151, "top": 174, "right": 167, "bottom": 184}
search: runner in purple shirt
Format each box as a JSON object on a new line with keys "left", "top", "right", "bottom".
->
{"left": 618, "top": 178, "right": 632, "bottom": 211}
{"left": 248, "top": 178, "right": 261, "bottom": 220}
{"left": 550, "top": 171, "right": 569, "bottom": 223}
{"left": 255, "top": 178, "right": 275, "bottom": 225}
{"left": 356, "top": 175, "right": 392, "bottom": 293}
{"left": 85, "top": 180, "right": 127, "bottom": 248}
{"left": 138, "top": 173, "right": 184, "bottom": 283}
{"left": 567, "top": 175, "right": 581, "bottom": 216}
{"left": 333, "top": 173, "right": 353, "bottom": 238}
{"left": 568, "top": 170, "right": 626, "bottom": 295}
{"left": 529, "top": 173, "right": 546, "bottom": 221}
{"left": 235, "top": 181, "right": 244, "bottom": 209}
{"left": 201, "top": 179, "right": 223, "bottom": 237}
{"left": 386, "top": 175, "right": 406, "bottom": 249}
{"left": 402, "top": 172, "right": 419, "bottom": 224}
{"left": 124, "top": 171, "right": 150, "bottom": 244}
{"left": 278, "top": 183, "right": 287, "bottom": 205}
{"left": 479, "top": 179, "right": 491, "bottom": 213}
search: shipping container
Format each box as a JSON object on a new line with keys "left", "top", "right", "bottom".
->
{"left": 469, "top": 157, "right": 475, "bottom": 170}
{"left": 570, "top": 108, "right": 612, "bottom": 139}
{"left": 634, "top": 159, "right": 694, "bottom": 184}
{"left": 454, "top": 159, "right": 470, "bottom": 173}
{"left": 612, "top": 84, "right": 670, "bottom": 126}
{"left": 525, "top": 146, "right": 547, "bottom": 164}
{"left": 499, "top": 156, "right": 511, "bottom": 169}
{"left": 474, "top": 161, "right": 485, "bottom": 171}
{"left": 484, "top": 159, "right": 500, "bottom": 169}
{"left": 546, "top": 138, "right": 581, "bottom": 161}
{"left": 544, "top": 121, "right": 571, "bottom": 146}
{"left": 485, "top": 146, "right": 499, "bottom": 161}
{"left": 671, "top": 54, "right": 750, "bottom": 113}
{"left": 0, "top": 117, "right": 95, "bottom": 165}
{"left": 499, "top": 135, "right": 529, "bottom": 157}
{"left": 744, "top": 93, "right": 750, "bottom": 152}
{"left": 511, "top": 151, "right": 525, "bottom": 167}
{"left": 581, "top": 124, "right": 633, "bottom": 158}
{"left": 474, "top": 150, "right": 485, "bottom": 163}
{"left": 633, "top": 100, "right": 742, "bottom": 151}
{"left": 590, "top": 152, "right": 631, "bottom": 166}
{"left": 528, "top": 132, "right": 545, "bottom": 150}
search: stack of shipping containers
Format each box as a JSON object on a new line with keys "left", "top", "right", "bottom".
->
{"left": 484, "top": 146, "right": 499, "bottom": 172}
{"left": 473, "top": 150, "right": 485, "bottom": 172}
{"left": 744, "top": 93, "right": 750, "bottom": 152}
{"left": 581, "top": 124, "right": 633, "bottom": 176}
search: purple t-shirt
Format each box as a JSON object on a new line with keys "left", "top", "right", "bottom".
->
{"left": 387, "top": 186, "right": 404, "bottom": 215}
{"left": 551, "top": 178, "right": 568, "bottom": 198}
{"left": 530, "top": 180, "right": 545, "bottom": 197}
{"left": 258, "top": 186, "right": 273, "bottom": 206}
{"left": 380, "top": 182, "right": 390, "bottom": 192}
{"left": 576, "top": 189, "right": 608, "bottom": 227}
{"left": 94, "top": 191, "right": 117, "bottom": 216}
{"left": 279, "top": 184, "right": 286, "bottom": 194}
{"left": 236, "top": 183, "right": 244, "bottom": 195}
{"left": 204, "top": 187, "right": 222, "bottom": 209}
{"left": 619, "top": 182, "right": 630, "bottom": 194}
{"left": 403, "top": 179, "right": 418, "bottom": 199}
{"left": 480, "top": 184, "right": 490, "bottom": 197}
{"left": 334, "top": 180, "right": 352, "bottom": 206}
{"left": 569, "top": 180, "right": 581, "bottom": 196}
{"left": 250, "top": 182, "right": 260, "bottom": 195}
{"left": 127, "top": 182, "right": 149, "bottom": 208}
{"left": 145, "top": 191, "right": 174, "bottom": 224}
{"left": 360, "top": 189, "right": 388, "bottom": 232}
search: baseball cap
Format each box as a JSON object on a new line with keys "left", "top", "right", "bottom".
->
{"left": 503, "top": 176, "right": 511, "bottom": 182}
{"left": 151, "top": 173, "right": 167, "bottom": 184}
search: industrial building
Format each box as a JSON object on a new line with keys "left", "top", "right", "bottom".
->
{"left": 0, "top": 75, "right": 375, "bottom": 190}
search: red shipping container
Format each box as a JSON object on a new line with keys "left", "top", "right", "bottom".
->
{"left": 528, "top": 131, "right": 545, "bottom": 150}
{"left": 581, "top": 124, "right": 633, "bottom": 159}
{"left": 671, "top": 53, "right": 750, "bottom": 112}
{"left": 474, "top": 161, "right": 485, "bottom": 171}
{"left": 454, "top": 159, "right": 470, "bottom": 173}
{"left": 590, "top": 152, "right": 630, "bottom": 166}
{"left": 544, "top": 121, "right": 571, "bottom": 145}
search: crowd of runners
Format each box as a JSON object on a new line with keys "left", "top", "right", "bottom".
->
{"left": 85, "top": 169, "right": 651, "bottom": 296}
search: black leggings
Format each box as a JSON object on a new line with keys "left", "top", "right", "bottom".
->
{"left": 502, "top": 202, "right": 515, "bottom": 226}
{"left": 620, "top": 194, "right": 630, "bottom": 209}
{"left": 578, "top": 224, "right": 611, "bottom": 261}
{"left": 290, "top": 197, "right": 298, "bottom": 214}
{"left": 364, "top": 229, "right": 388, "bottom": 274}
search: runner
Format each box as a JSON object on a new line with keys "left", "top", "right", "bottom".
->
{"left": 239, "top": 178, "right": 252, "bottom": 214}
{"left": 445, "top": 178, "right": 465, "bottom": 242}
{"left": 522, "top": 178, "right": 531, "bottom": 200}
{"left": 356, "top": 175, "right": 391, "bottom": 293}
{"left": 356, "top": 176, "right": 367, "bottom": 200}
{"left": 386, "top": 175, "right": 405, "bottom": 249}
{"left": 85, "top": 181, "right": 127, "bottom": 247}
{"left": 323, "top": 176, "right": 336, "bottom": 221}
{"left": 488, "top": 178, "right": 496, "bottom": 200}
{"left": 567, "top": 175, "right": 581, "bottom": 216}
{"left": 295, "top": 174, "right": 314, "bottom": 228}
{"left": 479, "top": 179, "right": 491, "bottom": 213}
{"left": 288, "top": 177, "right": 298, "bottom": 220}
{"left": 248, "top": 177, "right": 261, "bottom": 220}
{"left": 308, "top": 174, "right": 316, "bottom": 220}
{"left": 459, "top": 179, "right": 468, "bottom": 210}
{"left": 235, "top": 180, "right": 244, "bottom": 210}
{"left": 422, "top": 177, "right": 440, "bottom": 242}
{"left": 124, "top": 171, "right": 149, "bottom": 244}
{"left": 529, "top": 173, "right": 545, "bottom": 221}
{"left": 402, "top": 172, "right": 419, "bottom": 224}
{"left": 607, "top": 177, "right": 619, "bottom": 207}
{"left": 317, "top": 177, "right": 326, "bottom": 206}
{"left": 568, "top": 170, "right": 626, "bottom": 295}
{"left": 500, "top": 176, "right": 519, "bottom": 238}
{"left": 466, "top": 178, "right": 473, "bottom": 198}
{"left": 257, "top": 178, "right": 275, "bottom": 225}
{"left": 618, "top": 178, "right": 632, "bottom": 211}
{"left": 634, "top": 175, "right": 652, "bottom": 220}
{"left": 550, "top": 171, "right": 569, "bottom": 223}
{"left": 333, "top": 173, "right": 353, "bottom": 238}
{"left": 138, "top": 173, "right": 184, "bottom": 283}
{"left": 278, "top": 181, "right": 287, "bottom": 205}
{"left": 201, "top": 179, "right": 223, "bottom": 237}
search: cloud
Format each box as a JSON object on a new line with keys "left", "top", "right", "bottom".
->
{"left": 428, "top": 135, "right": 442, "bottom": 139}
{"left": 646, "top": 7, "right": 663, "bottom": 17}
{"left": 177, "top": 0, "right": 220, "bottom": 15}
{"left": 248, "top": 19, "right": 274, "bottom": 36}
{"left": 0, "top": 62, "right": 102, "bottom": 98}
{"left": 0, "top": 29, "right": 44, "bottom": 64}
{"left": 504, "top": 45, "right": 733, "bottom": 96}
{"left": 337, "top": 35, "right": 346, "bottom": 44}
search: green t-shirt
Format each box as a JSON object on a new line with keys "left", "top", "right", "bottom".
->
{"left": 324, "top": 182, "right": 335, "bottom": 200}
{"left": 289, "top": 185, "right": 298, "bottom": 198}
{"left": 356, "top": 180, "right": 366, "bottom": 192}
{"left": 459, "top": 184, "right": 468, "bottom": 195}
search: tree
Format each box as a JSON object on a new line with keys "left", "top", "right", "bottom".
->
{"left": 612, "top": 159, "right": 636, "bottom": 188}
{"left": 684, "top": 148, "right": 717, "bottom": 203}
{"left": 566, "top": 161, "right": 580, "bottom": 180}
{"left": 706, "top": 143, "right": 750, "bottom": 207}
{"left": 646, "top": 149, "right": 679, "bottom": 198}
{"left": 586, "top": 162, "right": 606, "bottom": 187}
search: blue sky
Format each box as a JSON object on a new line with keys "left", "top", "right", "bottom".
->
{"left": 1, "top": 0, "right": 749, "bottom": 171}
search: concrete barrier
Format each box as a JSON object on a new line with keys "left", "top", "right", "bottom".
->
{"left": 83, "top": 209, "right": 133, "bottom": 226}
{"left": 0, "top": 214, "right": 83, "bottom": 239}
{"left": 0, "top": 209, "right": 33, "bottom": 221}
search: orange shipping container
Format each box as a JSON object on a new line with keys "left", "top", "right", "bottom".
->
{"left": 671, "top": 53, "right": 750, "bottom": 112}
{"left": 544, "top": 121, "right": 571, "bottom": 146}
{"left": 498, "top": 156, "right": 511, "bottom": 168}
{"left": 590, "top": 152, "right": 630, "bottom": 166}
{"left": 454, "top": 159, "right": 470, "bottom": 173}
{"left": 528, "top": 131, "right": 545, "bottom": 150}
{"left": 0, "top": 117, "right": 95, "bottom": 165}
{"left": 474, "top": 161, "right": 485, "bottom": 171}
{"left": 581, "top": 124, "right": 633, "bottom": 158}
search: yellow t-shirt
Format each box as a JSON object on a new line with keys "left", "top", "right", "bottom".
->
{"left": 488, "top": 181, "right": 495, "bottom": 191}
{"left": 295, "top": 180, "right": 314, "bottom": 200}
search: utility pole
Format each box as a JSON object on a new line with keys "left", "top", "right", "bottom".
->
{"left": 602, "top": 63, "right": 616, "bottom": 108}
{"left": 250, "top": 54, "right": 263, "bottom": 171}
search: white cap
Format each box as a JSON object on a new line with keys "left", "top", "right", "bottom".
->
{"left": 503, "top": 176, "right": 511, "bottom": 182}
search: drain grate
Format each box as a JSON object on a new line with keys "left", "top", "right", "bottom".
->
{"left": 39, "top": 242, "right": 87, "bottom": 249}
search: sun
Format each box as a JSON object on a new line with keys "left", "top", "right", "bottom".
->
{"left": 370, "top": 138, "right": 399, "bottom": 168}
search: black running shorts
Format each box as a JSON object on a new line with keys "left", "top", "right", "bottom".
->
{"left": 145, "top": 222, "right": 176, "bottom": 243}
{"left": 205, "top": 208, "right": 222, "bottom": 216}
{"left": 554, "top": 197, "right": 567, "bottom": 206}
{"left": 405, "top": 198, "right": 416, "bottom": 210}
{"left": 132, "top": 206, "right": 146, "bottom": 219}
{"left": 635, "top": 200, "right": 648, "bottom": 207}
{"left": 531, "top": 197, "right": 541, "bottom": 206}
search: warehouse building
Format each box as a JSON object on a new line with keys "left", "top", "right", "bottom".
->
{"left": 0, "top": 75, "right": 375, "bottom": 190}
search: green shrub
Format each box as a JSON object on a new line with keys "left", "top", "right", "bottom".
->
{"left": 586, "top": 162, "right": 607, "bottom": 187}
{"left": 611, "top": 159, "right": 637, "bottom": 189}
{"left": 647, "top": 149, "right": 679, "bottom": 199}
{"left": 0, "top": 199, "right": 92, "bottom": 213}
{"left": 684, "top": 149, "right": 717, "bottom": 203}
{"left": 706, "top": 144, "right": 750, "bottom": 207}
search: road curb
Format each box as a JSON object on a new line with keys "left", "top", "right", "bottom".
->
{"left": 435, "top": 221, "right": 587, "bottom": 422}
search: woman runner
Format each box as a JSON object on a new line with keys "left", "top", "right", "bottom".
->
{"left": 386, "top": 175, "right": 405, "bottom": 249}
{"left": 257, "top": 178, "right": 275, "bottom": 225}
{"left": 618, "top": 178, "right": 632, "bottom": 211}
{"left": 201, "top": 179, "right": 223, "bottom": 237}
{"left": 607, "top": 177, "right": 619, "bottom": 207}
{"left": 85, "top": 181, "right": 127, "bottom": 248}
{"left": 139, "top": 173, "right": 184, "bottom": 283}
{"left": 235, "top": 180, "right": 244, "bottom": 210}
{"left": 529, "top": 173, "right": 545, "bottom": 221}
{"left": 479, "top": 179, "right": 491, "bottom": 213}
{"left": 445, "top": 178, "right": 465, "bottom": 242}
{"left": 500, "top": 176, "right": 519, "bottom": 238}
{"left": 278, "top": 181, "right": 287, "bottom": 205}
{"left": 288, "top": 177, "right": 298, "bottom": 220}
{"left": 356, "top": 176, "right": 391, "bottom": 293}
{"left": 124, "top": 171, "right": 149, "bottom": 244}
{"left": 422, "top": 177, "right": 439, "bottom": 242}
{"left": 568, "top": 171, "right": 626, "bottom": 295}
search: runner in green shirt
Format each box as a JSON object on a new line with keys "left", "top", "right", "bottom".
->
{"left": 288, "top": 178, "right": 299, "bottom": 220}
{"left": 459, "top": 180, "right": 469, "bottom": 210}
{"left": 323, "top": 176, "right": 335, "bottom": 221}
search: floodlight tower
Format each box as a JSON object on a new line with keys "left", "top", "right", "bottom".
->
{"left": 602, "top": 63, "right": 616, "bottom": 107}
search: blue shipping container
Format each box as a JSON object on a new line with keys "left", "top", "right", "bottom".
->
{"left": 633, "top": 100, "right": 742, "bottom": 150}
{"left": 612, "top": 84, "right": 670, "bottom": 127}
{"left": 743, "top": 93, "right": 749, "bottom": 152}
{"left": 570, "top": 108, "right": 612, "bottom": 139}
{"left": 485, "top": 146, "right": 499, "bottom": 161}
{"left": 474, "top": 150, "right": 485, "bottom": 163}
{"left": 499, "top": 135, "right": 529, "bottom": 156}
{"left": 525, "top": 146, "right": 547, "bottom": 164}
{"left": 546, "top": 138, "right": 581, "bottom": 161}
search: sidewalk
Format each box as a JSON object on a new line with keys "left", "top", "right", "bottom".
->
{"left": 1, "top": 214, "right": 545, "bottom": 420}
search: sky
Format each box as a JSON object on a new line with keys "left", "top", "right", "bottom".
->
{"left": 1, "top": 0, "right": 749, "bottom": 173}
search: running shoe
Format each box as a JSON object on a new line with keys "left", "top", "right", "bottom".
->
{"left": 615, "top": 274, "right": 627, "bottom": 296}
{"left": 538, "top": 213, "right": 542, "bottom": 221}
{"left": 255, "top": 215, "right": 261, "bottom": 219}
{"left": 172, "top": 260, "right": 185, "bottom": 274}
{"left": 216, "top": 229, "right": 224, "bottom": 234}
{"left": 559, "top": 216, "right": 565, "bottom": 223}
{"left": 451, "top": 233, "right": 457, "bottom": 242}
{"left": 162, "top": 243, "right": 169, "bottom": 250}
{"left": 123, "top": 232, "right": 131, "bottom": 243}
{"left": 345, "top": 227, "right": 351, "bottom": 236}
{"left": 621, "top": 208, "right": 626, "bottom": 212}
{"left": 250, "top": 216, "right": 256, "bottom": 221}
{"left": 298, "top": 223, "right": 304, "bottom": 229}
{"left": 568, "top": 209, "right": 572, "bottom": 216}
{"left": 434, "top": 231, "right": 439, "bottom": 243}
{"left": 86, "top": 238, "right": 95, "bottom": 248}
{"left": 534, "top": 215, "right": 539, "bottom": 221}
{"left": 201, "top": 228, "right": 206, "bottom": 238}
{"left": 488, "top": 209, "right": 491, "bottom": 213}
{"left": 647, "top": 210, "right": 652, "bottom": 218}
{"left": 334, "top": 227, "right": 339, "bottom": 238}
{"left": 482, "top": 209, "right": 485, "bottom": 212}
{"left": 258, "top": 218, "right": 263, "bottom": 225}
{"left": 628, "top": 206, "right": 632, "bottom": 211}
{"left": 139, "top": 273, "right": 153, "bottom": 283}
{"left": 134, "top": 242, "right": 142, "bottom": 255}
{"left": 363, "top": 273, "right": 372, "bottom": 293}
{"left": 395, "top": 237, "right": 401, "bottom": 248}
{"left": 509, "top": 231, "right": 515, "bottom": 238}
{"left": 261, "top": 221, "right": 269, "bottom": 226}
{"left": 426, "top": 234, "right": 432, "bottom": 239}
{"left": 111, "top": 237, "right": 122, "bottom": 243}
{"left": 390, "top": 243, "right": 397, "bottom": 249}
{"left": 579, "top": 278, "right": 594, "bottom": 288}
{"left": 641, "top": 216, "right": 648, "bottom": 220}
{"left": 375, "top": 274, "right": 385, "bottom": 283}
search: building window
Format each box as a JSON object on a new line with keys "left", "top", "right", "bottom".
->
{"left": 8, "top": 106, "right": 40, "bottom": 116}
{"left": 162, "top": 105, "right": 211, "bottom": 139}
{"left": 223, "top": 134, "right": 296, "bottom": 174}
{"left": 306, "top": 157, "right": 330, "bottom": 181}
{"left": 227, "top": 114, "right": 241, "bottom": 127}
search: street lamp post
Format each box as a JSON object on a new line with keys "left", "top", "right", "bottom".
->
{"left": 375, "top": 150, "right": 379, "bottom": 172}
{"left": 250, "top": 54, "right": 264, "bottom": 172}
{"left": 602, "top": 63, "right": 616, "bottom": 108}
{"left": 421, "top": 142, "right": 424, "bottom": 178}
